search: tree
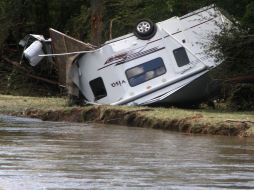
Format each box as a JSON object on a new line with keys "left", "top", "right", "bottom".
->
{"left": 242, "top": 1, "right": 254, "bottom": 32}
{"left": 90, "top": 0, "right": 103, "bottom": 45}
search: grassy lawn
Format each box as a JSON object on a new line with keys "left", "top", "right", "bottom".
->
{"left": 144, "top": 107, "right": 254, "bottom": 123}
{"left": 0, "top": 95, "right": 68, "bottom": 114}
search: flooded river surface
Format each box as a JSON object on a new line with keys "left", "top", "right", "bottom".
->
{"left": 0, "top": 115, "right": 254, "bottom": 190}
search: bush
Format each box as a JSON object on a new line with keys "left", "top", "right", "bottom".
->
{"left": 227, "top": 84, "right": 254, "bottom": 111}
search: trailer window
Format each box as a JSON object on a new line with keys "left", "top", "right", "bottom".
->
{"left": 126, "top": 57, "right": 166, "bottom": 87}
{"left": 89, "top": 77, "right": 107, "bottom": 100}
{"left": 173, "top": 47, "right": 190, "bottom": 67}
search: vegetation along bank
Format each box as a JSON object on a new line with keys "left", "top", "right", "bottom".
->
{"left": 0, "top": 95, "right": 253, "bottom": 137}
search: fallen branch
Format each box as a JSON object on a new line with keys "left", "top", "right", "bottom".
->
{"left": 125, "top": 108, "right": 154, "bottom": 114}
{"left": 2, "top": 57, "right": 65, "bottom": 87}
{"left": 2, "top": 57, "right": 28, "bottom": 72}
{"left": 225, "top": 119, "right": 254, "bottom": 125}
{"left": 226, "top": 75, "right": 254, "bottom": 84}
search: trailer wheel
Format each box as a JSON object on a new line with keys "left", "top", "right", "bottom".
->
{"left": 134, "top": 19, "right": 157, "bottom": 40}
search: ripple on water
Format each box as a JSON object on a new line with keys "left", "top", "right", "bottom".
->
{"left": 0, "top": 115, "right": 254, "bottom": 189}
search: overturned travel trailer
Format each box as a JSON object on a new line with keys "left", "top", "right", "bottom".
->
{"left": 20, "top": 5, "right": 230, "bottom": 106}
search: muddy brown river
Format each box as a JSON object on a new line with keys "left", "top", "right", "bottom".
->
{"left": 0, "top": 115, "right": 254, "bottom": 190}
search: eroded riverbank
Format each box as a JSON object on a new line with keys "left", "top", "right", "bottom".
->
{"left": 0, "top": 95, "right": 254, "bottom": 137}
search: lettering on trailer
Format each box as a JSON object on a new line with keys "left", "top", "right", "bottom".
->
{"left": 111, "top": 80, "right": 127, "bottom": 88}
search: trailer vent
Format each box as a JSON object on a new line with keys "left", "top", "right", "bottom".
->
{"left": 89, "top": 77, "right": 107, "bottom": 101}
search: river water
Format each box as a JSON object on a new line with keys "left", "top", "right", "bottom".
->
{"left": 0, "top": 115, "right": 254, "bottom": 190}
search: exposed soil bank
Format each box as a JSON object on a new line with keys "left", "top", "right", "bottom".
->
{"left": 21, "top": 106, "right": 254, "bottom": 137}
{"left": 0, "top": 95, "right": 253, "bottom": 137}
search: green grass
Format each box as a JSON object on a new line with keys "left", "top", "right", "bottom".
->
{"left": 0, "top": 94, "right": 68, "bottom": 114}
{"left": 144, "top": 107, "right": 254, "bottom": 123}
{"left": 0, "top": 94, "right": 253, "bottom": 123}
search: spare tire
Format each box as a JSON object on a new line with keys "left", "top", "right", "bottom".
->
{"left": 134, "top": 19, "right": 157, "bottom": 40}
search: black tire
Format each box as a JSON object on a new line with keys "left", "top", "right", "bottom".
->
{"left": 134, "top": 19, "right": 157, "bottom": 40}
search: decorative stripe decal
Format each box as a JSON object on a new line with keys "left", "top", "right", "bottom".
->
{"left": 98, "top": 47, "right": 165, "bottom": 71}
{"left": 98, "top": 17, "right": 215, "bottom": 71}
{"left": 115, "top": 47, "right": 165, "bottom": 66}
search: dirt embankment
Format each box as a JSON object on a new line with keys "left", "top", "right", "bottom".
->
{"left": 0, "top": 95, "right": 253, "bottom": 137}
{"left": 20, "top": 106, "right": 254, "bottom": 137}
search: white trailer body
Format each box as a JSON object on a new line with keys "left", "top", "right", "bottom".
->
{"left": 73, "top": 5, "right": 229, "bottom": 106}
{"left": 20, "top": 5, "right": 230, "bottom": 106}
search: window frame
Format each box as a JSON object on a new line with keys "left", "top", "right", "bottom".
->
{"left": 89, "top": 77, "right": 107, "bottom": 101}
{"left": 125, "top": 57, "right": 167, "bottom": 87}
{"left": 173, "top": 47, "right": 190, "bottom": 67}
